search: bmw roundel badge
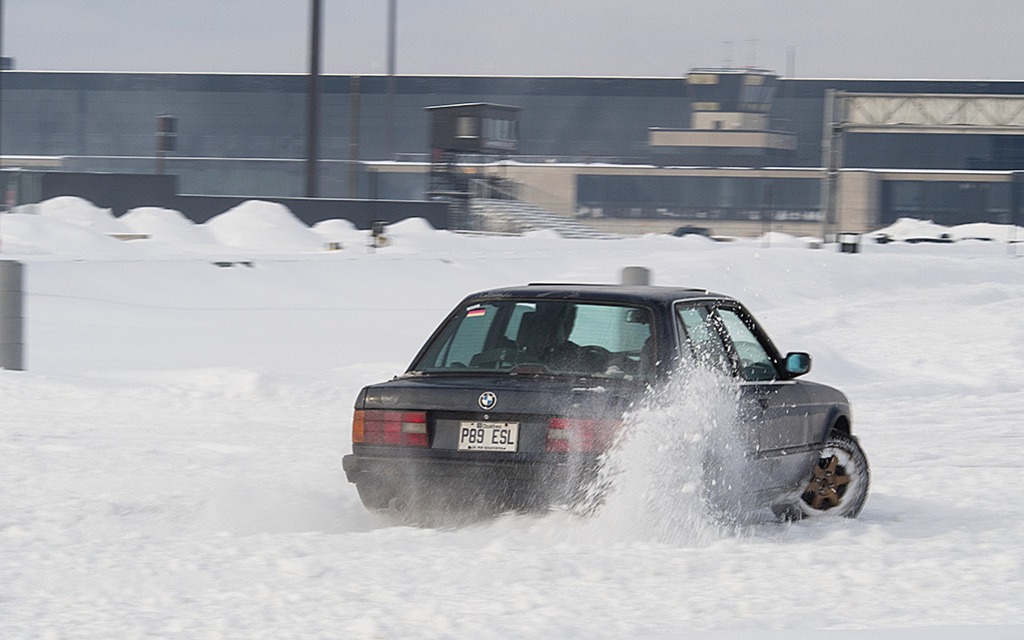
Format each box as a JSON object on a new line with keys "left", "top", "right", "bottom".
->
{"left": 478, "top": 391, "right": 497, "bottom": 411}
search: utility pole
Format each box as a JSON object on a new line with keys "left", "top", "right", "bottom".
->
{"left": 0, "top": 0, "right": 5, "bottom": 216}
{"left": 349, "top": 76, "right": 361, "bottom": 198}
{"left": 0, "top": 0, "right": 24, "bottom": 372}
{"left": 305, "top": 0, "right": 322, "bottom": 198}
{"left": 386, "top": 0, "right": 397, "bottom": 159}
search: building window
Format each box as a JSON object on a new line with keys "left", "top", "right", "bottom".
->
{"left": 483, "top": 118, "right": 516, "bottom": 142}
{"left": 688, "top": 73, "right": 719, "bottom": 85}
{"left": 456, "top": 116, "right": 478, "bottom": 139}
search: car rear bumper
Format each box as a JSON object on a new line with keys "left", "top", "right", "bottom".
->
{"left": 342, "top": 450, "right": 597, "bottom": 509}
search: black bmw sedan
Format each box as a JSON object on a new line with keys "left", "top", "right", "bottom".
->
{"left": 342, "top": 283, "right": 869, "bottom": 520}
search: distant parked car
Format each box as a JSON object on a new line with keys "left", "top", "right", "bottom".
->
{"left": 670, "top": 225, "right": 714, "bottom": 238}
{"left": 342, "top": 283, "right": 869, "bottom": 521}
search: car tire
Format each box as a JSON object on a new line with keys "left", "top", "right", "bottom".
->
{"left": 795, "top": 431, "right": 870, "bottom": 518}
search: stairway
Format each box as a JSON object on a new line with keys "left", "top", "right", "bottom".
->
{"left": 470, "top": 198, "right": 618, "bottom": 239}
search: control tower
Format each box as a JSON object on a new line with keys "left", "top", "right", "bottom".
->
{"left": 649, "top": 67, "right": 796, "bottom": 167}
{"left": 425, "top": 102, "right": 521, "bottom": 229}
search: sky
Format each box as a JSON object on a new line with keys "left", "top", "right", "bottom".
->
{"left": 5, "top": 0, "right": 1024, "bottom": 80}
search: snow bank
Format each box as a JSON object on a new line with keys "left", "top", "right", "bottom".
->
{"left": 120, "top": 206, "right": 217, "bottom": 247}
{"left": 31, "top": 195, "right": 131, "bottom": 235}
{"left": 0, "top": 211, "right": 132, "bottom": 258}
{"left": 873, "top": 217, "right": 1024, "bottom": 242}
{"left": 385, "top": 216, "right": 436, "bottom": 236}
{"left": 311, "top": 218, "right": 367, "bottom": 249}
{"left": 951, "top": 221, "right": 1023, "bottom": 242}
{"left": 755, "top": 231, "right": 813, "bottom": 248}
{"left": 203, "top": 200, "right": 325, "bottom": 252}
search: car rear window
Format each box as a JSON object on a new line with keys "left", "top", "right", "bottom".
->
{"left": 411, "top": 299, "right": 654, "bottom": 380}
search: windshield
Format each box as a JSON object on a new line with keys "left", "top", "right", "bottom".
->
{"left": 411, "top": 299, "right": 655, "bottom": 380}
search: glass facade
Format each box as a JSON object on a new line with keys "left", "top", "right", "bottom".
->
{"left": 880, "top": 180, "right": 1012, "bottom": 225}
{"left": 577, "top": 175, "right": 821, "bottom": 222}
{"left": 845, "top": 133, "right": 1013, "bottom": 171}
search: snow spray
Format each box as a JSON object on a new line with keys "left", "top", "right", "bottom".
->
{"left": 582, "top": 367, "right": 749, "bottom": 545}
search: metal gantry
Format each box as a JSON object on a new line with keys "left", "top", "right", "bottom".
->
{"left": 843, "top": 93, "right": 1024, "bottom": 134}
{"left": 818, "top": 91, "right": 1024, "bottom": 240}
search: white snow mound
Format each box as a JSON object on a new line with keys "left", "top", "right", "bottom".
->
{"left": 756, "top": 231, "right": 810, "bottom": 248}
{"left": 385, "top": 217, "right": 437, "bottom": 236}
{"left": 120, "top": 206, "right": 216, "bottom": 247}
{"left": 0, "top": 212, "right": 130, "bottom": 258}
{"left": 203, "top": 200, "right": 324, "bottom": 251}
{"left": 872, "top": 217, "right": 1024, "bottom": 243}
{"left": 311, "top": 218, "right": 367, "bottom": 248}
{"left": 28, "top": 196, "right": 132, "bottom": 235}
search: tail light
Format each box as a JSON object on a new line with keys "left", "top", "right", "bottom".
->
{"left": 352, "top": 410, "right": 428, "bottom": 447}
{"left": 546, "top": 417, "right": 620, "bottom": 453}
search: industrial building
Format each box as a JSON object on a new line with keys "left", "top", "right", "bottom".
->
{"left": 2, "top": 68, "right": 1024, "bottom": 235}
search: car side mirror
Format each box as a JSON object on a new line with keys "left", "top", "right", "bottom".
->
{"left": 784, "top": 352, "right": 811, "bottom": 377}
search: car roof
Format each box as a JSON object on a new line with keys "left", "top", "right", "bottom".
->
{"left": 463, "top": 283, "right": 732, "bottom": 305}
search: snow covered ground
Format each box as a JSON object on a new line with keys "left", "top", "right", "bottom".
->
{"left": 2, "top": 198, "right": 1023, "bottom": 638}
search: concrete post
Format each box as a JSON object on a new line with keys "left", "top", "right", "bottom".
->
{"left": 621, "top": 266, "right": 651, "bottom": 286}
{"left": 0, "top": 260, "right": 24, "bottom": 370}
{"left": 820, "top": 90, "right": 845, "bottom": 242}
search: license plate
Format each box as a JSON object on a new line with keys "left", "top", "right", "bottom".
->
{"left": 458, "top": 421, "right": 519, "bottom": 452}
